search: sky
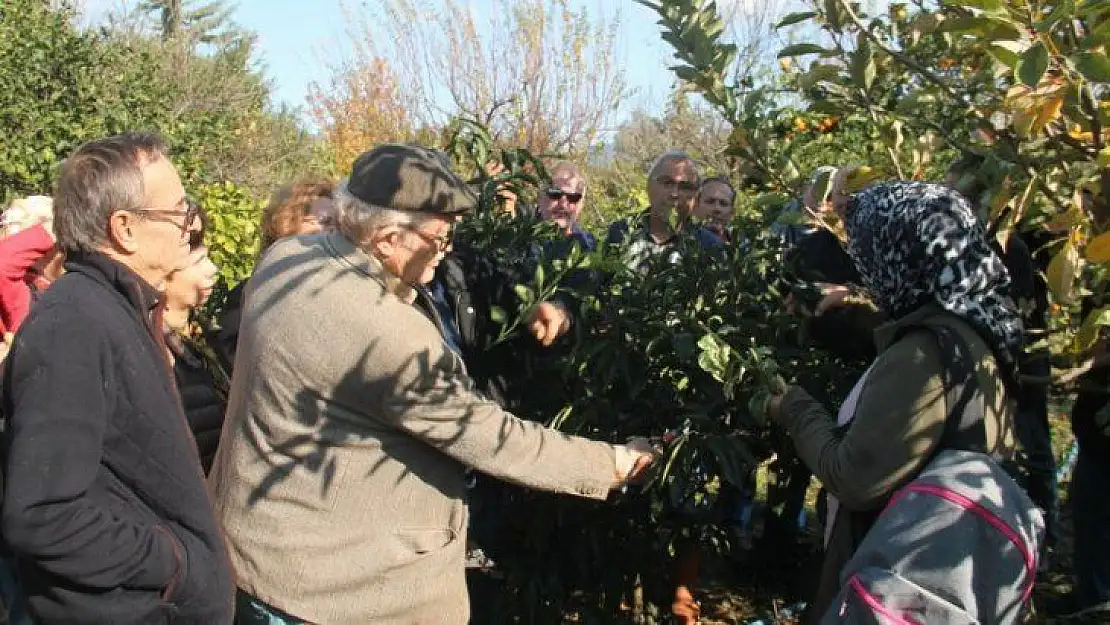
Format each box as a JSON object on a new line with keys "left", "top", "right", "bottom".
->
{"left": 77, "top": 0, "right": 717, "bottom": 123}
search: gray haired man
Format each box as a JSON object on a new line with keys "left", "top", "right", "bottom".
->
{"left": 1, "top": 132, "right": 234, "bottom": 624}
{"left": 209, "top": 144, "right": 655, "bottom": 625}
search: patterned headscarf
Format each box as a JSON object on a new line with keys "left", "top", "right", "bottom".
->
{"left": 843, "top": 181, "right": 1023, "bottom": 381}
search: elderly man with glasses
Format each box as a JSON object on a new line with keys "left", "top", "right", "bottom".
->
{"left": 0, "top": 132, "right": 234, "bottom": 624}
{"left": 209, "top": 144, "right": 655, "bottom": 625}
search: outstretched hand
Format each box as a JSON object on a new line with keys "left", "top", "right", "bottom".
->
{"left": 529, "top": 301, "right": 571, "bottom": 347}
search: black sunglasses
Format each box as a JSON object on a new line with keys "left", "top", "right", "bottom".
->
{"left": 545, "top": 188, "right": 583, "bottom": 204}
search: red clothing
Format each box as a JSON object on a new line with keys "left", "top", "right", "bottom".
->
{"left": 0, "top": 224, "right": 55, "bottom": 334}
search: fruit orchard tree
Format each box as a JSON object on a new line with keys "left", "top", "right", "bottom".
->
{"left": 639, "top": 0, "right": 1110, "bottom": 369}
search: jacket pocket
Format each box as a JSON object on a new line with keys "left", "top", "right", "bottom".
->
{"left": 396, "top": 527, "right": 457, "bottom": 556}
{"left": 823, "top": 566, "right": 978, "bottom": 625}
{"left": 154, "top": 525, "right": 187, "bottom": 603}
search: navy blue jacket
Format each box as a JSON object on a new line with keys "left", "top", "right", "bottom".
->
{"left": 1, "top": 252, "right": 234, "bottom": 624}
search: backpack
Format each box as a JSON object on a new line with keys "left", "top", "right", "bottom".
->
{"left": 823, "top": 324, "right": 1044, "bottom": 625}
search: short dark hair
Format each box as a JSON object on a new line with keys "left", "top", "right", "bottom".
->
{"left": 53, "top": 131, "right": 168, "bottom": 255}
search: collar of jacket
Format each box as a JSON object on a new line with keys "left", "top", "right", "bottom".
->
{"left": 64, "top": 250, "right": 163, "bottom": 317}
{"left": 324, "top": 230, "right": 417, "bottom": 304}
{"left": 873, "top": 302, "right": 948, "bottom": 352}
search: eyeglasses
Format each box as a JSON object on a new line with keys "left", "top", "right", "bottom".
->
{"left": 545, "top": 188, "right": 583, "bottom": 204}
{"left": 404, "top": 225, "right": 453, "bottom": 252}
{"left": 654, "top": 176, "right": 698, "bottom": 193}
{"left": 126, "top": 198, "right": 201, "bottom": 241}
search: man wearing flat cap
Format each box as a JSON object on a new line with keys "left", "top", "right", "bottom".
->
{"left": 209, "top": 144, "right": 655, "bottom": 625}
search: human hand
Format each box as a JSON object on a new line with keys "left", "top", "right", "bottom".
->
{"left": 748, "top": 376, "right": 788, "bottom": 425}
{"left": 814, "top": 282, "right": 852, "bottom": 316}
{"left": 613, "top": 437, "right": 658, "bottom": 486}
{"left": 672, "top": 586, "right": 701, "bottom": 625}
{"left": 484, "top": 161, "right": 518, "bottom": 211}
{"left": 529, "top": 301, "right": 571, "bottom": 347}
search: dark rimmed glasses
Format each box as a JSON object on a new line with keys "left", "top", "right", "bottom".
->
{"left": 126, "top": 197, "right": 201, "bottom": 243}
{"left": 545, "top": 188, "right": 583, "bottom": 204}
{"left": 404, "top": 225, "right": 453, "bottom": 253}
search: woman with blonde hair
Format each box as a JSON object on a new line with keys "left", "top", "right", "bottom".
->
{"left": 259, "top": 180, "right": 337, "bottom": 252}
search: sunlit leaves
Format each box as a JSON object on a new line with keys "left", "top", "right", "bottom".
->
{"left": 1016, "top": 42, "right": 1050, "bottom": 87}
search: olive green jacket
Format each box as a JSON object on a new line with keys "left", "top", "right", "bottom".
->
{"left": 777, "top": 304, "right": 1017, "bottom": 621}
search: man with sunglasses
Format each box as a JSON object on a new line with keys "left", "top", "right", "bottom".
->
{"left": 1, "top": 132, "right": 234, "bottom": 624}
{"left": 606, "top": 150, "right": 723, "bottom": 271}
{"left": 535, "top": 162, "right": 596, "bottom": 251}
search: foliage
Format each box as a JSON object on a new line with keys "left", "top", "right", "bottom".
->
{"left": 327, "top": 0, "right": 629, "bottom": 157}
{"left": 0, "top": 0, "right": 319, "bottom": 317}
{"left": 0, "top": 0, "right": 173, "bottom": 205}
{"left": 136, "top": 0, "right": 246, "bottom": 46}
{"left": 449, "top": 123, "right": 859, "bottom": 624}
{"left": 642, "top": 0, "right": 1110, "bottom": 369}
{"left": 197, "top": 180, "right": 264, "bottom": 314}
{"left": 308, "top": 57, "right": 431, "bottom": 174}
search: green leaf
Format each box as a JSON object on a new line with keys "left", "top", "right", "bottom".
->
{"left": 1016, "top": 42, "right": 1050, "bottom": 86}
{"left": 1072, "top": 51, "right": 1110, "bottom": 83}
{"left": 946, "top": 0, "right": 1005, "bottom": 15}
{"left": 513, "top": 284, "right": 535, "bottom": 304}
{"left": 850, "top": 35, "right": 876, "bottom": 91}
{"left": 777, "top": 43, "right": 829, "bottom": 58}
{"left": 988, "top": 40, "right": 1028, "bottom": 69}
{"left": 775, "top": 11, "right": 818, "bottom": 29}
{"left": 798, "top": 63, "right": 841, "bottom": 90}
{"left": 489, "top": 306, "right": 507, "bottom": 324}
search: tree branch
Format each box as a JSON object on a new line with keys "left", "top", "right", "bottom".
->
{"left": 836, "top": 0, "right": 984, "bottom": 121}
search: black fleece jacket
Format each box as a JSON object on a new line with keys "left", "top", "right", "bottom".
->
{"left": 1, "top": 252, "right": 234, "bottom": 624}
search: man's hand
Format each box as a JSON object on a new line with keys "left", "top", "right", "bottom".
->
{"left": 484, "top": 161, "right": 518, "bottom": 214}
{"left": 529, "top": 301, "right": 571, "bottom": 347}
{"left": 613, "top": 437, "right": 658, "bottom": 487}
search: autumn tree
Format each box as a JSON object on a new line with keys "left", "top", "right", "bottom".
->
{"left": 327, "top": 0, "right": 629, "bottom": 157}
{"left": 307, "top": 57, "right": 424, "bottom": 174}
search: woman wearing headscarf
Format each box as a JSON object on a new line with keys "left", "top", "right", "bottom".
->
{"left": 760, "top": 181, "right": 1021, "bottom": 621}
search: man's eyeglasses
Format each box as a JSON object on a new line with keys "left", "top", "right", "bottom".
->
{"left": 405, "top": 226, "right": 453, "bottom": 252}
{"left": 127, "top": 198, "right": 201, "bottom": 241}
{"left": 654, "top": 176, "right": 698, "bottom": 193}
{"left": 545, "top": 188, "right": 583, "bottom": 204}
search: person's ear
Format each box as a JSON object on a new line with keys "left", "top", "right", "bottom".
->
{"left": 368, "top": 226, "right": 401, "bottom": 259}
{"left": 107, "top": 210, "right": 143, "bottom": 254}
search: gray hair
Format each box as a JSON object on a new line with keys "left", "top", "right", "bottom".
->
{"left": 334, "top": 184, "right": 429, "bottom": 249}
{"left": 54, "top": 131, "right": 168, "bottom": 255}
{"left": 548, "top": 161, "right": 586, "bottom": 191}
{"left": 648, "top": 149, "right": 698, "bottom": 180}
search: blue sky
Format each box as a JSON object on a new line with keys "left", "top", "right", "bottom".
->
{"left": 80, "top": 0, "right": 704, "bottom": 121}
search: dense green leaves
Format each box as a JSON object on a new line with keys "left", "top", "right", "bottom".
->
{"left": 1072, "top": 51, "right": 1110, "bottom": 83}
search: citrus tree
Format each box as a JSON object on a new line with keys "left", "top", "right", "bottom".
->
{"left": 639, "top": 0, "right": 1110, "bottom": 367}
{"left": 446, "top": 121, "right": 861, "bottom": 623}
